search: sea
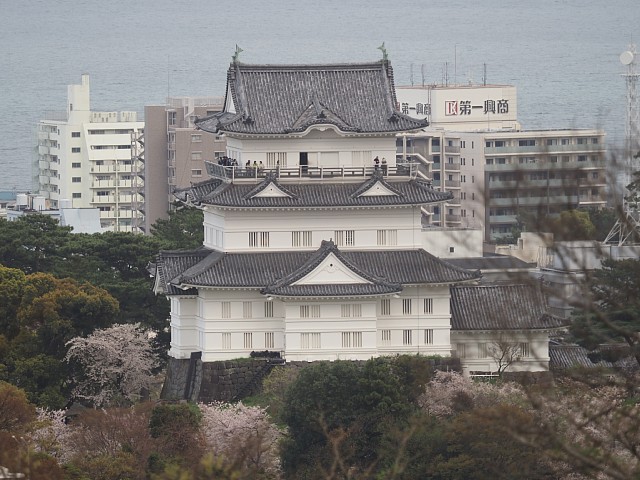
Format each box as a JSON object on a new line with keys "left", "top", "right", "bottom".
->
{"left": 0, "top": 0, "right": 638, "bottom": 192}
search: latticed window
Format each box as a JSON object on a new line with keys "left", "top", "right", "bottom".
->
{"left": 222, "top": 333, "right": 231, "bottom": 349}
{"left": 264, "top": 302, "right": 274, "bottom": 318}
{"left": 249, "top": 231, "right": 270, "bottom": 248}
{"left": 243, "top": 302, "right": 252, "bottom": 319}
{"left": 334, "top": 230, "right": 355, "bottom": 247}
{"left": 221, "top": 302, "right": 231, "bottom": 319}
{"left": 424, "top": 329, "right": 434, "bottom": 345}
{"left": 292, "top": 231, "right": 312, "bottom": 247}
{"left": 403, "top": 329, "right": 412, "bottom": 345}
{"left": 264, "top": 332, "right": 275, "bottom": 349}
{"left": 381, "top": 329, "right": 391, "bottom": 344}
{"left": 402, "top": 299, "right": 412, "bottom": 315}
{"left": 376, "top": 229, "right": 398, "bottom": 246}
{"left": 301, "top": 332, "right": 321, "bottom": 349}
{"left": 244, "top": 332, "right": 253, "bottom": 349}
{"left": 380, "top": 299, "right": 391, "bottom": 316}
{"left": 423, "top": 298, "right": 433, "bottom": 314}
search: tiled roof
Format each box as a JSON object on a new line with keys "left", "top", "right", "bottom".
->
{"left": 153, "top": 248, "right": 211, "bottom": 295}
{"left": 261, "top": 240, "right": 402, "bottom": 297}
{"left": 155, "top": 247, "right": 479, "bottom": 296}
{"left": 175, "top": 175, "right": 451, "bottom": 208}
{"left": 195, "top": 61, "right": 428, "bottom": 135}
{"left": 445, "top": 254, "right": 536, "bottom": 271}
{"left": 549, "top": 344, "right": 613, "bottom": 370}
{"left": 450, "top": 284, "right": 567, "bottom": 330}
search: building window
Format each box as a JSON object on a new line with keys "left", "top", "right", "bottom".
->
{"left": 478, "top": 343, "right": 488, "bottom": 358}
{"left": 424, "top": 329, "right": 434, "bottom": 345}
{"left": 292, "top": 231, "right": 312, "bottom": 247}
{"left": 244, "top": 332, "right": 253, "bottom": 349}
{"left": 72, "top": 193, "right": 81, "bottom": 198}
{"left": 376, "top": 229, "right": 398, "bottom": 246}
{"left": 301, "top": 332, "right": 321, "bottom": 349}
{"left": 222, "top": 333, "right": 231, "bottom": 349}
{"left": 300, "top": 305, "right": 320, "bottom": 318}
{"left": 191, "top": 169, "right": 202, "bottom": 177}
{"left": 518, "top": 139, "right": 536, "bottom": 147}
{"left": 403, "top": 329, "right": 412, "bottom": 345}
{"left": 266, "top": 152, "right": 288, "bottom": 167}
{"left": 264, "top": 302, "right": 274, "bottom": 318}
{"left": 402, "top": 299, "right": 412, "bottom": 315}
{"left": 265, "top": 332, "right": 274, "bottom": 349}
{"left": 191, "top": 134, "right": 202, "bottom": 143}
{"left": 423, "top": 298, "right": 433, "bottom": 314}
{"left": 342, "top": 332, "right": 363, "bottom": 348}
{"left": 243, "top": 302, "right": 252, "bottom": 319}
{"left": 520, "top": 343, "right": 530, "bottom": 358}
{"left": 72, "top": 177, "right": 81, "bottom": 183}
{"left": 577, "top": 155, "right": 587, "bottom": 162}
{"left": 456, "top": 343, "right": 466, "bottom": 359}
{"left": 72, "top": 147, "right": 81, "bottom": 153}
{"left": 380, "top": 299, "right": 391, "bottom": 316}
{"left": 341, "top": 304, "right": 362, "bottom": 318}
{"left": 334, "top": 230, "right": 355, "bottom": 247}
{"left": 249, "top": 231, "right": 270, "bottom": 248}
{"left": 191, "top": 152, "right": 202, "bottom": 161}
{"left": 168, "top": 111, "right": 176, "bottom": 126}
{"left": 221, "top": 301, "right": 231, "bottom": 319}
{"left": 381, "top": 329, "right": 391, "bottom": 344}
{"left": 577, "top": 138, "right": 588, "bottom": 145}
{"left": 71, "top": 131, "right": 81, "bottom": 138}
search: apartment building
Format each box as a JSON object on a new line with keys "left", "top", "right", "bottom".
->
{"left": 396, "top": 85, "right": 607, "bottom": 240}
{"left": 143, "top": 97, "right": 224, "bottom": 232}
{"left": 36, "top": 74, "right": 144, "bottom": 232}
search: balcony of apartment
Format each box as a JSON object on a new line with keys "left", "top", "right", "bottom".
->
{"left": 91, "top": 164, "right": 117, "bottom": 173}
{"left": 38, "top": 145, "right": 50, "bottom": 155}
{"left": 489, "top": 214, "right": 518, "bottom": 225}
{"left": 37, "top": 131, "right": 50, "bottom": 141}
{"left": 486, "top": 159, "right": 604, "bottom": 172}
{"left": 577, "top": 195, "right": 607, "bottom": 207}
{"left": 444, "top": 145, "right": 460, "bottom": 154}
{"left": 489, "top": 178, "right": 582, "bottom": 189}
{"left": 118, "top": 194, "right": 144, "bottom": 203}
{"left": 39, "top": 160, "right": 50, "bottom": 170}
{"left": 447, "top": 197, "right": 461, "bottom": 207}
{"left": 445, "top": 215, "right": 462, "bottom": 224}
{"left": 489, "top": 195, "right": 578, "bottom": 208}
{"left": 485, "top": 143, "right": 605, "bottom": 156}
{"left": 93, "top": 195, "right": 116, "bottom": 204}
{"left": 444, "top": 180, "right": 461, "bottom": 188}
{"left": 430, "top": 145, "right": 441, "bottom": 153}
{"left": 204, "top": 161, "right": 418, "bottom": 182}
{"left": 92, "top": 179, "right": 116, "bottom": 188}
{"left": 444, "top": 162, "right": 460, "bottom": 172}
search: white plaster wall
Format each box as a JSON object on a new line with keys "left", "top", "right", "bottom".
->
{"left": 225, "top": 131, "right": 397, "bottom": 168}
{"left": 421, "top": 227, "right": 483, "bottom": 258}
{"left": 169, "top": 296, "right": 199, "bottom": 359}
{"left": 450, "top": 330, "right": 551, "bottom": 375}
{"left": 217, "top": 206, "right": 425, "bottom": 252}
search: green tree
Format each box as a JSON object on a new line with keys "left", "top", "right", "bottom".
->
{"left": 151, "top": 205, "right": 204, "bottom": 250}
{"left": 281, "top": 358, "right": 419, "bottom": 477}
{"left": 570, "top": 257, "right": 640, "bottom": 366}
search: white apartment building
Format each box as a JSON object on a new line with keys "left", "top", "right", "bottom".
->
{"left": 396, "top": 85, "right": 607, "bottom": 241}
{"left": 36, "top": 74, "right": 145, "bottom": 232}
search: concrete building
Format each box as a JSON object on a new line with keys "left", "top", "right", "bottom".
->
{"left": 395, "top": 85, "right": 607, "bottom": 241}
{"left": 36, "top": 74, "right": 144, "bottom": 232}
{"left": 143, "top": 97, "right": 225, "bottom": 233}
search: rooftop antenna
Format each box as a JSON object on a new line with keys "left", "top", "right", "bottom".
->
{"left": 410, "top": 63, "right": 414, "bottom": 86}
{"left": 604, "top": 43, "right": 640, "bottom": 245}
{"left": 421, "top": 64, "right": 425, "bottom": 87}
{"left": 454, "top": 44, "right": 457, "bottom": 85}
{"left": 483, "top": 63, "right": 487, "bottom": 86}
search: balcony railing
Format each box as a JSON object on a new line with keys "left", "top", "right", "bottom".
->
{"left": 205, "top": 161, "right": 418, "bottom": 182}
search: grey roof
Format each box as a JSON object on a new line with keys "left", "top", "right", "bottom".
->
{"left": 445, "top": 254, "right": 536, "bottom": 272}
{"left": 155, "top": 246, "right": 479, "bottom": 297}
{"left": 450, "top": 284, "right": 567, "bottom": 330}
{"left": 549, "top": 345, "right": 613, "bottom": 370}
{"left": 175, "top": 174, "right": 451, "bottom": 208}
{"left": 261, "top": 240, "right": 402, "bottom": 297}
{"left": 195, "top": 61, "right": 428, "bottom": 135}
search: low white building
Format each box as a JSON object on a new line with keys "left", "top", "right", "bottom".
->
{"left": 154, "top": 57, "right": 565, "bottom": 376}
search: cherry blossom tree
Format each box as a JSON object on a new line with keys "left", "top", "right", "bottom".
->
{"left": 65, "top": 323, "right": 159, "bottom": 407}
{"left": 198, "top": 401, "right": 283, "bottom": 478}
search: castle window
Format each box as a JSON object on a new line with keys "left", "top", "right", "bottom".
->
{"left": 424, "top": 329, "right": 434, "bottom": 345}
{"left": 264, "top": 332, "right": 274, "bottom": 349}
{"left": 381, "top": 329, "right": 391, "bottom": 344}
{"left": 334, "top": 230, "right": 355, "bottom": 247}
{"left": 292, "top": 231, "right": 312, "bottom": 247}
{"left": 380, "top": 299, "right": 391, "bottom": 316}
{"left": 249, "top": 231, "right": 270, "bottom": 248}
{"left": 301, "top": 332, "right": 321, "bottom": 349}
{"left": 244, "top": 332, "right": 253, "bottom": 349}
{"left": 376, "top": 229, "right": 397, "bottom": 246}
{"left": 403, "top": 329, "right": 412, "bottom": 345}
{"left": 222, "top": 333, "right": 231, "bottom": 349}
